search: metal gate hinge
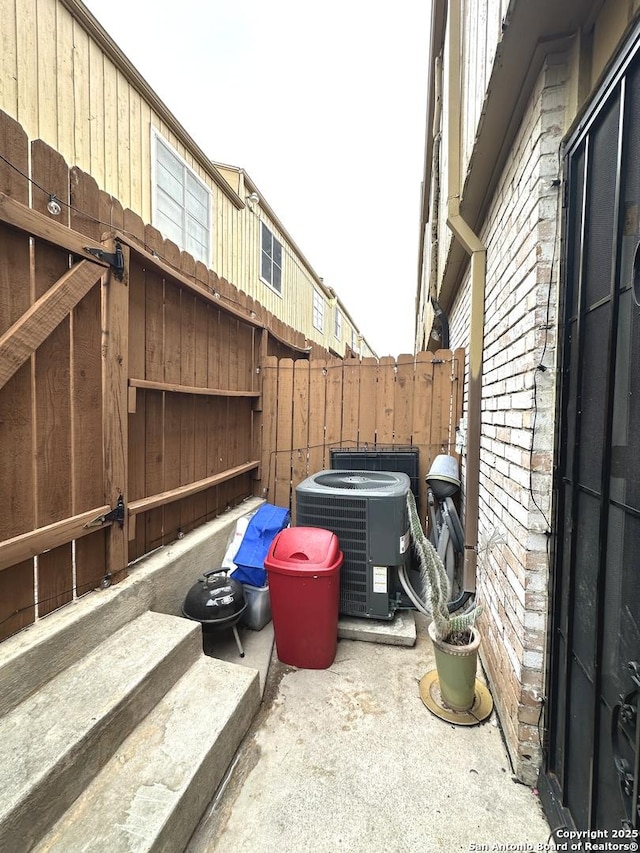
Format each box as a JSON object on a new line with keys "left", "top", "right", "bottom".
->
{"left": 85, "top": 496, "right": 125, "bottom": 529}
{"left": 84, "top": 240, "right": 125, "bottom": 281}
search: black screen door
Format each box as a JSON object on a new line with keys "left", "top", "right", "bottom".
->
{"left": 542, "top": 25, "right": 640, "bottom": 831}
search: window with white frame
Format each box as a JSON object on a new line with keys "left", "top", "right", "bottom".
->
{"left": 153, "top": 132, "right": 211, "bottom": 265}
{"left": 260, "top": 223, "right": 283, "bottom": 293}
{"left": 334, "top": 306, "right": 342, "bottom": 340}
{"left": 313, "top": 289, "right": 325, "bottom": 332}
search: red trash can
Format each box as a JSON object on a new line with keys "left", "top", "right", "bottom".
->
{"left": 265, "top": 527, "right": 342, "bottom": 669}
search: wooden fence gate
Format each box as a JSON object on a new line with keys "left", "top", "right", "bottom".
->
{"left": 0, "top": 114, "right": 272, "bottom": 642}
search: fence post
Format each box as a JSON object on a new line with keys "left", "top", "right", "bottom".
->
{"left": 102, "top": 238, "right": 130, "bottom": 584}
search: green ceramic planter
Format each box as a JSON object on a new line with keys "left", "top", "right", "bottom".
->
{"left": 428, "top": 621, "right": 480, "bottom": 711}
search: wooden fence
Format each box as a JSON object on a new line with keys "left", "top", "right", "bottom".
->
{"left": 0, "top": 111, "right": 309, "bottom": 641}
{"left": 259, "top": 352, "right": 465, "bottom": 518}
{"left": 0, "top": 110, "right": 465, "bottom": 643}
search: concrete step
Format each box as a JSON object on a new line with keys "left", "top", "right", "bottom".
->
{"left": 0, "top": 611, "right": 201, "bottom": 853}
{"left": 35, "top": 656, "right": 261, "bottom": 853}
{"left": 0, "top": 498, "right": 265, "bottom": 721}
{"left": 0, "top": 580, "right": 152, "bottom": 718}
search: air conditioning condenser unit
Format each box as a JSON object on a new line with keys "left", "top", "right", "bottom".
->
{"left": 295, "top": 470, "right": 412, "bottom": 620}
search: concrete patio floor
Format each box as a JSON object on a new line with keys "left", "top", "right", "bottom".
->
{"left": 187, "top": 611, "right": 552, "bottom": 853}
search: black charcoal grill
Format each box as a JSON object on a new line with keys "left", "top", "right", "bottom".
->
{"left": 182, "top": 569, "right": 248, "bottom": 657}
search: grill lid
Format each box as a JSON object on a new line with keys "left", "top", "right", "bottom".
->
{"left": 182, "top": 569, "right": 247, "bottom": 624}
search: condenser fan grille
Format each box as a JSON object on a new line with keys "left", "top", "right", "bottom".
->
{"left": 314, "top": 471, "right": 399, "bottom": 490}
{"left": 296, "top": 493, "right": 369, "bottom": 614}
{"left": 295, "top": 469, "right": 411, "bottom": 620}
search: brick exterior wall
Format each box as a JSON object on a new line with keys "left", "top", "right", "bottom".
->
{"left": 447, "top": 54, "right": 568, "bottom": 785}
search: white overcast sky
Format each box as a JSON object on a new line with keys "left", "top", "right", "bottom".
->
{"left": 83, "top": 0, "right": 431, "bottom": 357}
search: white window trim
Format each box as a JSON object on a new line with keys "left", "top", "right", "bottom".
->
{"left": 313, "top": 289, "right": 325, "bottom": 333}
{"left": 259, "top": 222, "right": 283, "bottom": 296}
{"left": 334, "top": 306, "right": 342, "bottom": 340}
{"left": 151, "top": 128, "right": 212, "bottom": 267}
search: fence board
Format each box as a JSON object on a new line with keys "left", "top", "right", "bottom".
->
{"left": 342, "top": 358, "right": 360, "bottom": 448}
{"left": 31, "top": 140, "right": 68, "bottom": 217}
{"left": 72, "top": 283, "right": 103, "bottom": 511}
{"left": 0, "top": 363, "right": 33, "bottom": 542}
{"left": 163, "top": 280, "right": 182, "bottom": 540}
{"left": 128, "top": 256, "right": 146, "bottom": 382}
{"left": 324, "top": 360, "right": 343, "bottom": 468}
{"left": 164, "top": 393, "right": 182, "bottom": 542}
{"left": 128, "top": 257, "right": 147, "bottom": 559}
{"left": 76, "top": 529, "right": 107, "bottom": 597}
{"left": 0, "top": 113, "right": 29, "bottom": 203}
{"left": 102, "top": 247, "right": 129, "bottom": 582}
{"left": 193, "top": 397, "right": 209, "bottom": 530}
{"left": 225, "top": 399, "right": 247, "bottom": 508}
{"left": 32, "top": 312, "right": 71, "bottom": 526}
{"left": 260, "top": 356, "right": 278, "bottom": 501}
{"left": 205, "top": 396, "right": 223, "bottom": 520}
{"left": 0, "top": 116, "right": 33, "bottom": 638}
{"left": 181, "top": 292, "right": 196, "bottom": 385}
{"left": 274, "top": 359, "right": 294, "bottom": 510}
{"left": 358, "top": 357, "right": 377, "bottom": 446}
{"left": 0, "top": 561, "right": 35, "bottom": 639}
{"left": 143, "top": 390, "right": 165, "bottom": 551}
{"left": 394, "top": 354, "right": 415, "bottom": 444}
{"left": 164, "top": 281, "right": 182, "bottom": 384}
{"left": 308, "top": 360, "right": 326, "bottom": 476}
{"left": 218, "top": 398, "right": 234, "bottom": 512}
{"left": 195, "top": 304, "right": 208, "bottom": 388}
{"left": 178, "top": 293, "right": 197, "bottom": 532}
{"left": 144, "top": 269, "right": 164, "bottom": 383}
{"left": 0, "top": 233, "right": 33, "bottom": 543}
{"left": 69, "top": 167, "right": 101, "bottom": 241}
{"left": 180, "top": 395, "right": 197, "bottom": 534}
{"left": 237, "top": 318, "right": 253, "bottom": 392}
{"left": 217, "top": 311, "right": 231, "bottom": 389}
{"left": 37, "top": 545, "right": 73, "bottom": 616}
{"left": 228, "top": 318, "right": 239, "bottom": 390}
{"left": 376, "top": 356, "right": 396, "bottom": 444}
{"left": 292, "top": 359, "right": 310, "bottom": 493}
{"left": 128, "top": 393, "right": 147, "bottom": 557}
{"left": 413, "top": 352, "right": 436, "bottom": 512}
{"left": 32, "top": 161, "right": 74, "bottom": 611}
{"left": 429, "top": 351, "right": 444, "bottom": 456}
{"left": 207, "top": 307, "right": 220, "bottom": 389}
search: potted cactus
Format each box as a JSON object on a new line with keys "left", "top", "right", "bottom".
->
{"left": 407, "top": 490, "right": 482, "bottom": 712}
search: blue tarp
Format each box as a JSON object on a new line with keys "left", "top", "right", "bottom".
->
{"left": 230, "top": 503, "right": 290, "bottom": 587}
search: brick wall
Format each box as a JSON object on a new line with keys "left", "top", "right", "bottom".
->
{"left": 447, "top": 53, "right": 568, "bottom": 784}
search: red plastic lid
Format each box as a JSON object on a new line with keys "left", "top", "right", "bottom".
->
{"left": 265, "top": 527, "right": 343, "bottom": 576}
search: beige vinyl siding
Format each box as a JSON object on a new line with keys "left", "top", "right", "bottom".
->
{"left": 460, "top": 0, "right": 508, "bottom": 180}
{"left": 1, "top": 0, "right": 240, "bottom": 241}
{"left": 0, "top": 0, "right": 18, "bottom": 117}
{"left": 16, "top": 0, "right": 38, "bottom": 140}
{"left": 456, "top": 0, "right": 640, "bottom": 187}
{"left": 0, "top": 0, "right": 371, "bottom": 356}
